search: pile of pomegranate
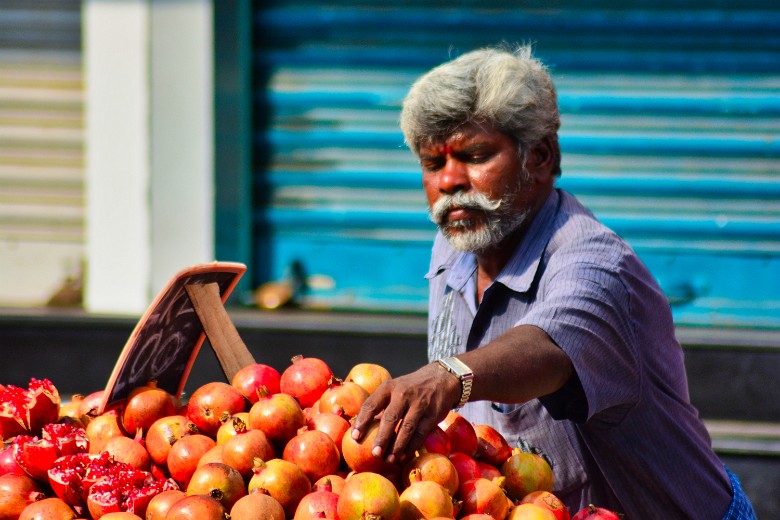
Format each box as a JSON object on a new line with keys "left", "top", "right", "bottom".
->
{"left": 0, "top": 356, "right": 621, "bottom": 520}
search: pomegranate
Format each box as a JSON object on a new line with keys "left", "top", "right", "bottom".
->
{"left": 220, "top": 421, "right": 275, "bottom": 479}
{"left": 317, "top": 378, "right": 369, "bottom": 419}
{"left": 473, "top": 424, "right": 511, "bottom": 467}
{"left": 164, "top": 494, "right": 228, "bottom": 520}
{"left": 0, "top": 472, "right": 46, "bottom": 519}
{"left": 86, "top": 409, "right": 126, "bottom": 454}
{"left": 13, "top": 423, "right": 88, "bottom": 482}
{"left": 438, "top": 411, "right": 478, "bottom": 457}
{"left": 283, "top": 429, "right": 341, "bottom": 484}
{"left": 0, "top": 443, "right": 24, "bottom": 477}
{"left": 402, "top": 452, "right": 459, "bottom": 497}
{"left": 186, "top": 462, "right": 246, "bottom": 511}
{"left": 279, "top": 355, "right": 334, "bottom": 409}
{"left": 399, "top": 469, "right": 456, "bottom": 520}
{"left": 247, "top": 458, "right": 311, "bottom": 518}
{"left": 447, "top": 452, "right": 481, "bottom": 496}
{"left": 86, "top": 466, "right": 178, "bottom": 519}
{"left": 247, "top": 390, "right": 305, "bottom": 446}
{"left": 144, "top": 414, "right": 196, "bottom": 467}
{"left": 306, "top": 410, "right": 350, "bottom": 451}
{"left": 16, "top": 497, "right": 77, "bottom": 519}
{"left": 336, "top": 471, "right": 401, "bottom": 520}
{"left": 100, "top": 513, "right": 143, "bottom": 519}
{"left": 500, "top": 447, "right": 554, "bottom": 501}
{"left": 76, "top": 390, "right": 105, "bottom": 419}
{"left": 421, "top": 425, "right": 451, "bottom": 456}
{"left": 215, "top": 412, "right": 250, "bottom": 445}
{"left": 231, "top": 363, "right": 282, "bottom": 402}
{"left": 197, "top": 444, "right": 225, "bottom": 467}
{"left": 185, "top": 382, "right": 246, "bottom": 438}
{"left": 0, "top": 378, "right": 60, "bottom": 440}
{"left": 314, "top": 473, "right": 347, "bottom": 495}
{"left": 477, "top": 461, "right": 501, "bottom": 481}
{"left": 167, "top": 434, "right": 216, "bottom": 487}
{"left": 520, "top": 491, "right": 570, "bottom": 520}
{"left": 58, "top": 395, "right": 86, "bottom": 427}
{"left": 47, "top": 452, "right": 127, "bottom": 509}
{"left": 103, "top": 431, "right": 151, "bottom": 471}
{"left": 120, "top": 380, "right": 177, "bottom": 436}
{"left": 509, "top": 503, "right": 559, "bottom": 520}
{"left": 345, "top": 362, "right": 392, "bottom": 395}
{"left": 459, "top": 477, "right": 511, "bottom": 519}
{"left": 144, "top": 488, "right": 186, "bottom": 520}
{"left": 571, "top": 504, "right": 621, "bottom": 520}
{"left": 293, "top": 479, "right": 339, "bottom": 520}
{"left": 230, "top": 489, "right": 286, "bottom": 520}
{"left": 341, "top": 419, "right": 399, "bottom": 475}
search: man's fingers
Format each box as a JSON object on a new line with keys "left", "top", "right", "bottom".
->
{"left": 350, "top": 383, "right": 392, "bottom": 441}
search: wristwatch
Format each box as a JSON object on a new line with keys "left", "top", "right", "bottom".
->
{"left": 437, "top": 356, "right": 474, "bottom": 411}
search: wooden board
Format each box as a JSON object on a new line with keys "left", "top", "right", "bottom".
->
{"left": 98, "top": 262, "right": 247, "bottom": 413}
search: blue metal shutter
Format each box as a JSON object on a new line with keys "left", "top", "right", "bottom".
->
{"left": 252, "top": 2, "right": 780, "bottom": 328}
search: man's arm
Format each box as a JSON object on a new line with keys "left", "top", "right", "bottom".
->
{"left": 350, "top": 324, "right": 573, "bottom": 464}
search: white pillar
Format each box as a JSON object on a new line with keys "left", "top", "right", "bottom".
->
{"left": 84, "top": 0, "right": 214, "bottom": 314}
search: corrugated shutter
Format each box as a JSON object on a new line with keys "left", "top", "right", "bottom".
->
{"left": 0, "top": 0, "right": 84, "bottom": 306}
{"left": 252, "top": 2, "right": 780, "bottom": 328}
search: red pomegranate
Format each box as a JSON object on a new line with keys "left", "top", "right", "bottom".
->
{"left": 336, "top": 471, "right": 401, "bottom": 520}
{"left": 0, "top": 378, "right": 60, "bottom": 439}
{"left": 247, "top": 458, "right": 311, "bottom": 518}
{"left": 165, "top": 494, "right": 228, "bottom": 520}
{"left": 230, "top": 489, "right": 286, "bottom": 520}
{"left": 571, "top": 504, "right": 622, "bottom": 520}
{"left": 215, "top": 412, "right": 250, "bottom": 445}
{"left": 0, "top": 472, "right": 46, "bottom": 518}
{"left": 0, "top": 444, "right": 24, "bottom": 477}
{"left": 279, "top": 355, "right": 334, "bottom": 409}
{"left": 86, "top": 466, "right": 178, "bottom": 519}
{"left": 459, "top": 477, "right": 512, "bottom": 519}
{"left": 448, "top": 451, "right": 482, "bottom": 496}
{"left": 167, "top": 434, "right": 216, "bottom": 487}
{"left": 145, "top": 414, "right": 196, "bottom": 467}
{"left": 477, "top": 461, "right": 502, "bottom": 481}
{"left": 317, "top": 378, "right": 369, "bottom": 419}
{"left": 17, "top": 496, "right": 77, "bottom": 519}
{"left": 283, "top": 429, "right": 341, "bottom": 484}
{"left": 520, "top": 491, "right": 570, "bottom": 520}
{"left": 103, "top": 431, "right": 151, "bottom": 470}
{"left": 307, "top": 410, "right": 350, "bottom": 451}
{"left": 314, "top": 473, "right": 347, "bottom": 495}
{"left": 186, "top": 462, "right": 247, "bottom": 511}
{"left": 76, "top": 390, "right": 105, "bottom": 420}
{"left": 248, "top": 390, "right": 305, "bottom": 445}
{"left": 345, "top": 362, "right": 392, "bottom": 395}
{"left": 500, "top": 447, "right": 554, "bottom": 501}
{"left": 473, "top": 424, "right": 511, "bottom": 467}
{"left": 438, "top": 411, "right": 478, "bottom": 457}
{"left": 293, "top": 479, "right": 340, "bottom": 520}
{"left": 509, "top": 503, "right": 559, "bottom": 520}
{"left": 220, "top": 422, "right": 275, "bottom": 479}
{"left": 13, "top": 422, "right": 88, "bottom": 482}
{"left": 100, "top": 513, "right": 144, "bottom": 519}
{"left": 145, "top": 489, "right": 186, "bottom": 520}
{"left": 120, "top": 380, "right": 177, "bottom": 436}
{"left": 197, "top": 444, "right": 225, "bottom": 467}
{"left": 341, "top": 419, "right": 399, "bottom": 475}
{"left": 86, "top": 409, "right": 126, "bottom": 454}
{"left": 399, "top": 469, "right": 456, "bottom": 520}
{"left": 47, "top": 452, "right": 126, "bottom": 509}
{"left": 422, "top": 425, "right": 451, "bottom": 456}
{"left": 231, "top": 363, "right": 282, "bottom": 402}
{"left": 185, "top": 382, "right": 246, "bottom": 438}
{"left": 403, "top": 452, "right": 459, "bottom": 497}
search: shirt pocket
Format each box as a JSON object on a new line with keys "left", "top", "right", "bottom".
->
{"left": 489, "top": 400, "right": 589, "bottom": 497}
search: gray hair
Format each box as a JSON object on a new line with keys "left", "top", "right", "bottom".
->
{"left": 400, "top": 45, "right": 561, "bottom": 173}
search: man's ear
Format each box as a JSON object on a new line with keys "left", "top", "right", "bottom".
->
{"left": 527, "top": 135, "right": 559, "bottom": 181}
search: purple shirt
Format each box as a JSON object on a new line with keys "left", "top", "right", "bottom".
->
{"left": 426, "top": 188, "right": 732, "bottom": 518}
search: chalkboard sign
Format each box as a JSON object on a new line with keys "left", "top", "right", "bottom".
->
{"left": 98, "top": 262, "right": 246, "bottom": 413}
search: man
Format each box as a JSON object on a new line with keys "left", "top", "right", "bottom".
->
{"left": 350, "top": 46, "right": 755, "bottom": 518}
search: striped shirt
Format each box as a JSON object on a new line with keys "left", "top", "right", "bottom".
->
{"left": 426, "top": 188, "right": 739, "bottom": 518}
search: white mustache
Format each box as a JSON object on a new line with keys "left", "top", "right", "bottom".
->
{"left": 429, "top": 191, "right": 503, "bottom": 226}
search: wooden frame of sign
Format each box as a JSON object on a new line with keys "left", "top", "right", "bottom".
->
{"left": 98, "top": 262, "right": 256, "bottom": 414}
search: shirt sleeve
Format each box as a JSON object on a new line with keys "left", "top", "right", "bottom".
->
{"left": 519, "top": 260, "right": 640, "bottom": 425}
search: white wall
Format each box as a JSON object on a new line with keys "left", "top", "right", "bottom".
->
{"left": 83, "top": 0, "right": 214, "bottom": 314}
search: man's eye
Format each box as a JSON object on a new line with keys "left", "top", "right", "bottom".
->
{"left": 422, "top": 159, "right": 445, "bottom": 171}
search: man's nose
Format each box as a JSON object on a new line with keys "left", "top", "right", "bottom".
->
{"left": 438, "top": 157, "right": 470, "bottom": 194}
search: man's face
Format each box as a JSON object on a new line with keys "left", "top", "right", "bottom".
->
{"left": 419, "top": 123, "right": 533, "bottom": 253}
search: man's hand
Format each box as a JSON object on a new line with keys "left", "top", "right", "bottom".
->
{"left": 349, "top": 361, "right": 461, "bottom": 464}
